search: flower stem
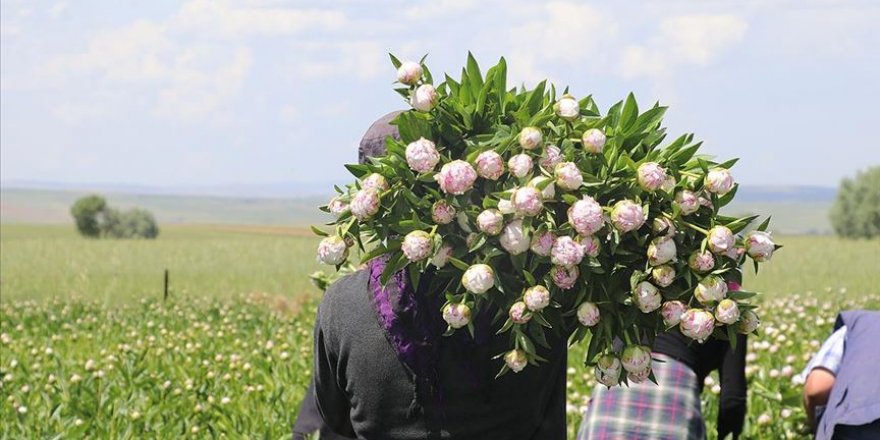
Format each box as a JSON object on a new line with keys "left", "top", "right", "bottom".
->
{"left": 682, "top": 220, "right": 709, "bottom": 235}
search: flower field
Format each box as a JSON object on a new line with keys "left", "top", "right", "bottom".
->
{"left": 1, "top": 224, "right": 878, "bottom": 438}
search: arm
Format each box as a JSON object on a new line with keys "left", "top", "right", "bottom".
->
{"left": 718, "top": 334, "right": 747, "bottom": 439}
{"left": 803, "top": 368, "right": 835, "bottom": 432}
{"left": 313, "top": 305, "right": 356, "bottom": 437}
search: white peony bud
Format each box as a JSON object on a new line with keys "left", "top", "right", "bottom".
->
{"left": 328, "top": 196, "right": 349, "bottom": 218}
{"left": 442, "top": 303, "right": 471, "bottom": 329}
{"left": 410, "top": 84, "right": 438, "bottom": 112}
{"left": 530, "top": 230, "right": 555, "bottom": 257}
{"left": 431, "top": 200, "right": 456, "bottom": 225}
{"left": 497, "top": 198, "right": 516, "bottom": 215}
{"left": 505, "top": 349, "right": 528, "bottom": 373}
{"left": 745, "top": 231, "right": 775, "bottom": 262}
{"left": 737, "top": 309, "right": 761, "bottom": 334}
{"left": 637, "top": 162, "right": 668, "bottom": 192}
{"left": 508, "top": 154, "right": 534, "bottom": 178}
{"left": 518, "top": 127, "right": 542, "bottom": 150}
{"left": 651, "top": 265, "right": 676, "bottom": 288}
{"left": 661, "top": 301, "right": 687, "bottom": 326}
{"left": 554, "top": 162, "right": 583, "bottom": 191}
{"left": 350, "top": 188, "right": 381, "bottom": 220}
{"left": 610, "top": 200, "right": 646, "bottom": 233}
{"left": 695, "top": 275, "right": 728, "bottom": 304}
{"left": 581, "top": 128, "right": 606, "bottom": 153}
{"left": 707, "top": 226, "right": 735, "bottom": 255}
{"left": 475, "top": 150, "right": 505, "bottom": 180}
{"left": 577, "top": 302, "right": 600, "bottom": 327}
{"left": 688, "top": 250, "right": 715, "bottom": 273}
{"left": 462, "top": 264, "right": 495, "bottom": 294}
{"left": 509, "top": 301, "right": 531, "bottom": 324}
{"left": 540, "top": 145, "right": 563, "bottom": 170}
{"left": 397, "top": 61, "right": 423, "bottom": 85}
{"left": 500, "top": 219, "right": 530, "bottom": 255}
{"left": 435, "top": 160, "right": 477, "bottom": 195}
{"left": 316, "top": 236, "right": 349, "bottom": 265}
{"left": 632, "top": 281, "right": 662, "bottom": 313}
{"left": 405, "top": 138, "right": 440, "bottom": 173}
{"left": 550, "top": 265, "right": 579, "bottom": 290}
{"left": 431, "top": 244, "right": 453, "bottom": 268}
{"left": 362, "top": 173, "right": 389, "bottom": 192}
{"left": 595, "top": 354, "right": 622, "bottom": 387}
{"left": 554, "top": 94, "right": 580, "bottom": 120}
{"left": 675, "top": 190, "right": 700, "bottom": 215}
{"left": 550, "top": 236, "right": 585, "bottom": 268}
{"left": 715, "top": 299, "right": 740, "bottom": 325}
{"left": 476, "top": 209, "right": 504, "bottom": 236}
{"left": 401, "top": 230, "right": 433, "bottom": 262}
{"left": 647, "top": 236, "right": 677, "bottom": 266}
{"left": 523, "top": 285, "right": 551, "bottom": 311}
{"left": 680, "top": 308, "right": 716, "bottom": 342}
{"left": 704, "top": 168, "right": 735, "bottom": 195}
{"left": 512, "top": 186, "right": 544, "bottom": 217}
{"left": 568, "top": 196, "right": 604, "bottom": 236}
{"left": 652, "top": 217, "right": 676, "bottom": 237}
{"left": 621, "top": 345, "right": 652, "bottom": 374}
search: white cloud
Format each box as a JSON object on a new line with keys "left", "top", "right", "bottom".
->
{"left": 404, "top": 0, "right": 477, "bottom": 20}
{"left": 170, "top": 0, "right": 346, "bottom": 37}
{"left": 295, "top": 41, "right": 385, "bottom": 80}
{"left": 48, "top": 1, "right": 67, "bottom": 18}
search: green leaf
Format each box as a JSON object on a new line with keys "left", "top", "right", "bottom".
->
{"left": 448, "top": 257, "right": 470, "bottom": 271}
{"left": 389, "top": 53, "right": 402, "bottom": 69}
{"left": 310, "top": 225, "right": 329, "bottom": 237}
{"left": 619, "top": 93, "right": 639, "bottom": 130}
{"left": 756, "top": 216, "right": 772, "bottom": 232}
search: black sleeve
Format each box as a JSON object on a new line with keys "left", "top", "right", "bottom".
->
{"left": 313, "top": 304, "right": 356, "bottom": 438}
{"left": 717, "top": 334, "right": 747, "bottom": 439}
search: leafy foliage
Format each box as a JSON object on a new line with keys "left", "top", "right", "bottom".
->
{"left": 830, "top": 166, "right": 880, "bottom": 239}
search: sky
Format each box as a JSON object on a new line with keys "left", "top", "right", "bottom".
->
{"left": 2, "top": 0, "right": 879, "bottom": 190}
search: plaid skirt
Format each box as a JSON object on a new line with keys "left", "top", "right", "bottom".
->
{"left": 577, "top": 354, "right": 706, "bottom": 440}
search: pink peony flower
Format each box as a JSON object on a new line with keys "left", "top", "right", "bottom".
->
{"left": 675, "top": 190, "right": 700, "bottom": 215}
{"left": 431, "top": 200, "right": 456, "bottom": 225}
{"left": 652, "top": 217, "right": 676, "bottom": 237}
{"left": 577, "top": 302, "right": 600, "bottom": 327}
{"left": 509, "top": 301, "right": 531, "bottom": 324}
{"left": 632, "top": 281, "right": 662, "bottom": 313}
{"left": 707, "top": 225, "right": 735, "bottom": 254}
{"left": 647, "top": 236, "right": 677, "bottom": 266}
{"left": 737, "top": 309, "right": 761, "bottom": 334}
{"left": 475, "top": 150, "right": 505, "bottom": 180}
{"left": 705, "top": 168, "right": 735, "bottom": 195}
{"left": 745, "top": 231, "right": 775, "bottom": 262}
{"left": 328, "top": 196, "right": 349, "bottom": 218}
{"left": 688, "top": 250, "right": 715, "bottom": 273}
{"left": 397, "top": 61, "right": 423, "bottom": 85}
{"left": 724, "top": 246, "right": 745, "bottom": 260}
{"left": 410, "top": 84, "right": 437, "bottom": 112}
{"left": 582, "top": 235, "right": 601, "bottom": 258}
{"left": 405, "top": 138, "right": 440, "bottom": 173}
{"left": 518, "top": 127, "right": 542, "bottom": 150}
{"left": 582, "top": 128, "right": 606, "bottom": 153}
{"left": 435, "top": 160, "right": 477, "bottom": 195}
{"left": 540, "top": 145, "right": 564, "bottom": 170}
{"left": 550, "top": 265, "right": 579, "bottom": 290}
{"left": 680, "top": 308, "right": 715, "bottom": 342}
{"left": 554, "top": 162, "right": 583, "bottom": 191}
{"left": 611, "top": 200, "right": 646, "bottom": 233}
{"left": 505, "top": 350, "right": 528, "bottom": 373}
{"left": 512, "top": 187, "right": 544, "bottom": 217}
{"left": 637, "top": 162, "right": 668, "bottom": 192}
{"left": 508, "top": 154, "right": 534, "bottom": 178}
{"left": 316, "top": 236, "right": 349, "bottom": 265}
{"left": 652, "top": 265, "right": 676, "bottom": 288}
{"left": 554, "top": 94, "right": 580, "bottom": 120}
{"left": 500, "top": 219, "right": 530, "bottom": 255}
{"left": 462, "top": 264, "right": 495, "bottom": 294}
{"left": 402, "top": 230, "right": 433, "bottom": 262}
{"left": 350, "top": 188, "right": 381, "bottom": 220}
{"left": 431, "top": 244, "right": 453, "bottom": 268}
{"left": 715, "top": 299, "right": 740, "bottom": 325}
{"left": 595, "top": 354, "right": 622, "bottom": 387}
{"left": 695, "top": 275, "right": 728, "bottom": 304}
{"left": 661, "top": 301, "right": 688, "bottom": 326}
{"left": 621, "top": 345, "right": 652, "bottom": 374}
{"left": 530, "top": 230, "right": 555, "bottom": 256}
{"left": 442, "top": 303, "right": 471, "bottom": 329}
{"left": 551, "top": 236, "right": 585, "bottom": 268}
{"left": 523, "top": 285, "right": 551, "bottom": 311}
{"left": 568, "top": 196, "right": 604, "bottom": 236}
{"left": 476, "top": 209, "right": 504, "bottom": 236}
{"left": 362, "top": 173, "right": 389, "bottom": 192}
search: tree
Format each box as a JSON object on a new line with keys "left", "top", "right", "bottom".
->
{"left": 830, "top": 166, "right": 880, "bottom": 239}
{"left": 70, "top": 195, "right": 108, "bottom": 238}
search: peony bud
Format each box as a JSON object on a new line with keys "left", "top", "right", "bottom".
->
{"left": 550, "top": 265, "right": 579, "bottom": 290}
{"left": 621, "top": 345, "right": 652, "bottom": 374}
{"left": 581, "top": 235, "right": 601, "bottom": 258}
{"left": 497, "top": 198, "right": 515, "bottom": 215}
{"left": 508, "top": 154, "right": 533, "bottom": 178}
{"left": 611, "top": 200, "right": 646, "bottom": 233}
{"left": 582, "top": 128, "right": 606, "bottom": 153}
{"left": 431, "top": 244, "right": 453, "bottom": 268}
{"left": 661, "top": 301, "right": 687, "bottom": 326}
{"left": 540, "top": 145, "right": 563, "bottom": 170}
{"left": 554, "top": 94, "right": 580, "bottom": 120}
{"left": 553, "top": 162, "right": 583, "bottom": 191}
{"left": 551, "top": 236, "right": 585, "bottom": 268}
{"left": 476, "top": 209, "right": 504, "bottom": 236}
{"left": 660, "top": 176, "right": 676, "bottom": 193}
{"left": 462, "top": 264, "right": 495, "bottom": 294}
{"left": 512, "top": 186, "right": 544, "bottom": 217}
{"left": 745, "top": 231, "right": 775, "bottom": 262}
{"left": 695, "top": 275, "right": 728, "bottom": 304}
{"left": 633, "top": 281, "right": 662, "bottom": 313}
{"left": 737, "top": 309, "right": 761, "bottom": 334}
{"left": 500, "top": 219, "right": 530, "bottom": 255}
{"left": 705, "top": 168, "right": 735, "bottom": 195}
{"left": 328, "top": 196, "right": 349, "bottom": 218}
{"left": 505, "top": 349, "right": 528, "bottom": 373}
{"left": 361, "top": 173, "right": 388, "bottom": 193}
{"left": 475, "top": 150, "right": 505, "bottom": 180}
{"left": 707, "top": 226, "right": 734, "bottom": 254}
{"left": 431, "top": 200, "right": 456, "bottom": 225}
{"left": 715, "top": 299, "right": 740, "bottom": 325}
{"left": 628, "top": 368, "right": 652, "bottom": 384}
{"left": 509, "top": 301, "right": 531, "bottom": 325}
{"left": 595, "top": 354, "right": 622, "bottom": 387}
{"left": 316, "top": 236, "right": 349, "bottom": 265}
{"left": 435, "top": 160, "right": 477, "bottom": 195}
{"left": 396, "top": 61, "right": 423, "bottom": 85}
{"left": 651, "top": 265, "right": 676, "bottom": 288}
{"left": 405, "top": 138, "right": 440, "bottom": 173}
{"left": 402, "top": 230, "right": 433, "bottom": 262}
{"left": 688, "top": 250, "right": 715, "bottom": 273}
{"left": 442, "top": 303, "right": 471, "bottom": 329}
{"left": 675, "top": 190, "right": 700, "bottom": 215}
{"left": 410, "top": 84, "right": 437, "bottom": 112}
{"left": 680, "top": 308, "right": 716, "bottom": 342}
{"left": 530, "top": 230, "right": 555, "bottom": 257}
{"left": 647, "top": 236, "right": 677, "bottom": 266}
{"left": 637, "top": 162, "right": 668, "bottom": 192}
{"left": 518, "top": 127, "right": 542, "bottom": 150}
{"left": 568, "top": 196, "right": 604, "bottom": 236}
{"left": 652, "top": 217, "right": 676, "bottom": 237}
{"left": 529, "top": 176, "right": 556, "bottom": 200}
{"left": 350, "top": 188, "right": 380, "bottom": 220}
{"left": 523, "top": 285, "right": 551, "bottom": 311}
{"left": 576, "top": 302, "right": 600, "bottom": 327}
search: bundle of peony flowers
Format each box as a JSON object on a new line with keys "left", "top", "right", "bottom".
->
{"left": 313, "top": 53, "right": 779, "bottom": 386}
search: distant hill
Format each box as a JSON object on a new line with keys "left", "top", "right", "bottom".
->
{"left": 0, "top": 183, "right": 836, "bottom": 233}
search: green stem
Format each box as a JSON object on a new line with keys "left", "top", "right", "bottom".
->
{"left": 681, "top": 220, "right": 709, "bottom": 235}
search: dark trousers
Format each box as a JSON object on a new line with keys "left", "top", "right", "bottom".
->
{"left": 832, "top": 419, "right": 880, "bottom": 440}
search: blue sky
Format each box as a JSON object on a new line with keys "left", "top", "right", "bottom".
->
{"left": 2, "top": 0, "right": 878, "bottom": 189}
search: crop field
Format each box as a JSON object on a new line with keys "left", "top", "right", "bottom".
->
{"left": 1, "top": 224, "right": 878, "bottom": 438}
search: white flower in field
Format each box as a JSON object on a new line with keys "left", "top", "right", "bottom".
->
{"left": 505, "top": 349, "right": 528, "bottom": 373}
{"left": 551, "top": 236, "right": 585, "bottom": 268}
{"left": 508, "top": 154, "right": 534, "bottom": 178}
{"left": 688, "top": 250, "right": 715, "bottom": 273}
{"left": 661, "top": 301, "right": 687, "bottom": 326}
{"left": 745, "top": 231, "right": 775, "bottom": 262}
{"left": 70, "top": 374, "right": 82, "bottom": 383}
{"left": 781, "top": 408, "right": 792, "bottom": 419}
{"left": 756, "top": 412, "right": 772, "bottom": 425}
{"left": 695, "top": 276, "right": 728, "bottom": 304}
{"left": 74, "top": 418, "right": 84, "bottom": 426}
{"left": 9, "top": 359, "right": 18, "bottom": 368}
{"left": 647, "top": 236, "right": 677, "bottom": 266}
{"left": 577, "top": 302, "right": 600, "bottom": 327}
{"left": 410, "top": 84, "right": 438, "bottom": 112}
{"left": 131, "top": 411, "right": 141, "bottom": 420}
{"left": 519, "top": 127, "right": 542, "bottom": 150}
{"left": 265, "top": 340, "right": 274, "bottom": 350}
{"left": 781, "top": 365, "right": 793, "bottom": 377}
{"left": 715, "top": 299, "right": 740, "bottom": 325}
{"left": 711, "top": 384, "right": 721, "bottom": 395}
{"left": 554, "top": 94, "right": 580, "bottom": 120}
{"left": 524, "top": 285, "right": 551, "bottom": 311}
{"left": 705, "top": 168, "right": 735, "bottom": 195}
{"left": 568, "top": 196, "right": 604, "bottom": 236}
{"left": 475, "top": 150, "right": 505, "bottom": 180}
{"left": 350, "top": 188, "right": 381, "bottom": 220}
{"left": 509, "top": 301, "right": 532, "bottom": 325}
{"left": 17, "top": 405, "right": 27, "bottom": 414}
{"left": 581, "top": 128, "right": 606, "bottom": 153}
{"left": 707, "top": 226, "right": 735, "bottom": 254}
{"left": 500, "top": 219, "right": 531, "bottom": 255}
{"left": 442, "top": 303, "right": 471, "bottom": 329}
{"left": 637, "top": 162, "right": 667, "bottom": 192}
{"left": 47, "top": 374, "right": 56, "bottom": 384}
{"left": 633, "top": 281, "right": 662, "bottom": 313}
{"left": 596, "top": 354, "right": 622, "bottom": 387}
{"left": 436, "top": 160, "right": 478, "bottom": 195}
{"left": 280, "top": 351, "right": 290, "bottom": 360}
{"left": 675, "top": 190, "right": 700, "bottom": 215}
{"left": 770, "top": 369, "right": 780, "bottom": 378}
{"left": 397, "top": 61, "right": 423, "bottom": 85}
{"left": 191, "top": 426, "right": 200, "bottom": 434}
{"left": 221, "top": 396, "right": 231, "bottom": 405}
{"left": 405, "top": 138, "right": 440, "bottom": 173}
{"left": 610, "top": 200, "right": 646, "bottom": 233}
{"left": 462, "top": 264, "right": 495, "bottom": 294}
{"left": 402, "top": 230, "right": 433, "bottom": 262}
{"left": 652, "top": 265, "right": 676, "bottom": 288}
{"left": 0, "top": 333, "right": 11, "bottom": 344}
{"left": 477, "top": 209, "right": 504, "bottom": 236}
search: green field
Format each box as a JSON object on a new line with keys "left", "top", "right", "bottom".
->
{"left": 1, "top": 224, "right": 879, "bottom": 438}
